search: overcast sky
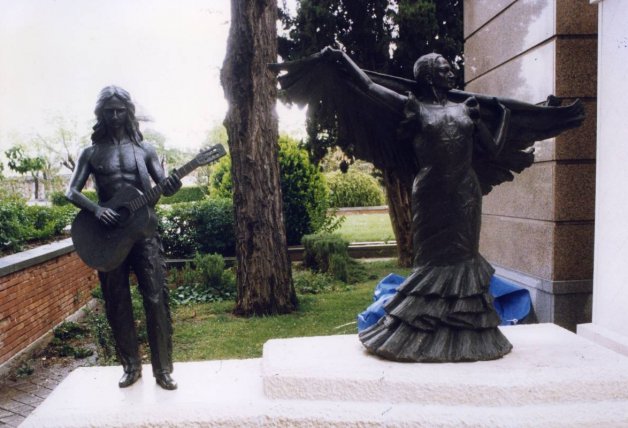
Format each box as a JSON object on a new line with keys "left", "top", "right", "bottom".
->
{"left": 0, "top": 0, "right": 304, "bottom": 154}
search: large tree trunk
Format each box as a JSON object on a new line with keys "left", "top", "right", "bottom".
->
{"left": 221, "top": 0, "right": 297, "bottom": 316}
{"left": 382, "top": 168, "right": 413, "bottom": 268}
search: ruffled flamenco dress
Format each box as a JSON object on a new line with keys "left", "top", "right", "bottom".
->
{"left": 359, "top": 97, "right": 513, "bottom": 362}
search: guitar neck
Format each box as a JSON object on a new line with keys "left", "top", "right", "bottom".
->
{"left": 128, "top": 160, "right": 197, "bottom": 212}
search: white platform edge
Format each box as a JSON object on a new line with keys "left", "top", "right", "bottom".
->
{"left": 578, "top": 322, "right": 628, "bottom": 357}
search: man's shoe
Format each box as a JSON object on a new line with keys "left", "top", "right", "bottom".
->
{"left": 118, "top": 370, "right": 141, "bottom": 388}
{"left": 155, "top": 372, "right": 177, "bottom": 390}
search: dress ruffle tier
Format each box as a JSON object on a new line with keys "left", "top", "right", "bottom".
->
{"left": 359, "top": 255, "right": 512, "bottom": 362}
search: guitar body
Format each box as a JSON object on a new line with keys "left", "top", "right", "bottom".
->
{"left": 71, "top": 186, "right": 158, "bottom": 272}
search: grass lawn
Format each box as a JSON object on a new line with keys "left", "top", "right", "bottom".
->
{"left": 172, "top": 259, "right": 412, "bottom": 361}
{"left": 334, "top": 213, "right": 395, "bottom": 243}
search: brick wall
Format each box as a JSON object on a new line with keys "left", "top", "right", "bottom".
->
{"left": 0, "top": 241, "right": 97, "bottom": 366}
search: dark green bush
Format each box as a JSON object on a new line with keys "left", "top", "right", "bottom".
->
{"left": 53, "top": 321, "right": 87, "bottom": 341}
{"left": 50, "top": 190, "right": 98, "bottom": 206}
{"left": 301, "top": 233, "right": 366, "bottom": 283}
{"left": 326, "top": 170, "right": 385, "bottom": 208}
{"left": 24, "top": 205, "right": 76, "bottom": 240}
{"left": 157, "top": 198, "right": 235, "bottom": 258}
{"left": 292, "top": 270, "right": 334, "bottom": 294}
{"left": 50, "top": 191, "right": 69, "bottom": 206}
{"left": 207, "top": 136, "right": 330, "bottom": 245}
{"left": 169, "top": 253, "right": 236, "bottom": 304}
{"left": 302, "top": 233, "right": 349, "bottom": 273}
{"left": 0, "top": 198, "right": 76, "bottom": 254}
{"left": 0, "top": 197, "right": 28, "bottom": 253}
{"left": 159, "top": 186, "right": 207, "bottom": 205}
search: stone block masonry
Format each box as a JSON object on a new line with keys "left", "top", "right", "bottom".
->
{"left": 464, "top": 0, "right": 598, "bottom": 331}
{"left": 0, "top": 238, "right": 97, "bottom": 368}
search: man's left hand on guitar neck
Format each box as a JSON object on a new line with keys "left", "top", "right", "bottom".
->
{"left": 161, "top": 175, "right": 182, "bottom": 197}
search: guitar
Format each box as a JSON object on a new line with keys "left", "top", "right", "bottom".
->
{"left": 71, "top": 144, "right": 226, "bottom": 272}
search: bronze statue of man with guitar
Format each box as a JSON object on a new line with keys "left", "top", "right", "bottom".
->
{"left": 66, "top": 86, "right": 225, "bottom": 391}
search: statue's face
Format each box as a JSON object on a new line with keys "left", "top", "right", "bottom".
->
{"left": 431, "top": 57, "right": 455, "bottom": 90}
{"left": 102, "top": 96, "right": 128, "bottom": 130}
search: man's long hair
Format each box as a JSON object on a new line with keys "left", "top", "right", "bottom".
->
{"left": 91, "top": 86, "right": 143, "bottom": 145}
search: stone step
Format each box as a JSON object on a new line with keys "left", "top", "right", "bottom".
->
{"left": 21, "top": 324, "right": 628, "bottom": 427}
{"left": 262, "top": 324, "right": 628, "bottom": 406}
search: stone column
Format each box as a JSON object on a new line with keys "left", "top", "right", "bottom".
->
{"left": 464, "top": 0, "right": 598, "bottom": 331}
{"left": 577, "top": 0, "right": 628, "bottom": 356}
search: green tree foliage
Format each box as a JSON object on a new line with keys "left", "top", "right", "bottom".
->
{"left": 278, "top": 136, "right": 329, "bottom": 245}
{"left": 34, "top": 117, "right": 89, "bottom": 173}
{"left": 5, "top": 146, "right": 47, "bottom": 199}
{"left": 5, "top": 146, "right": 46, "bottom": 176}
{"left": 390, "top": 0, "right": 464, "bottom": 85}
{"left": 208, "top": 136, "right": 329, "bottom": 246}
{"left": 279, "top": 0, "right": 396, "bottom": 162}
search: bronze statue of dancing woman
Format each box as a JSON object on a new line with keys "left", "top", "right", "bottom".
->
{"left": 272, "top": 47, "right": 584, "bottom": 362}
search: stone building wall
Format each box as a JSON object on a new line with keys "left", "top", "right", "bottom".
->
{"left": 464, "top": 0, "right": 598, "bottom": 330}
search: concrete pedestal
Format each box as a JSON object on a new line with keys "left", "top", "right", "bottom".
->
{"left": 21, "top": 324, "right": 628, "bottom": 427}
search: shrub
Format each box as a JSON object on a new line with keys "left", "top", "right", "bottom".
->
{"left": 208, "top": 156, "right": 232, "bottom": 199}
{"left": 326, "top": 170, "right": 385, "bottom": 208}
{"left": 50, "top": 190, "right": 98, "bottom": 206}
{"left": 84, "top": 305, "right": 117, "bottom": 365}
{"left": 169, "top": 253, "right": 236, "bottom": 304}
{"left": 0, "top": 197, "right": 76, "bottom": 254}
{"left": 46, "top": 321, "right": 94, "bottom": 358}
{"left": 0, "top": 196, "right": 28, "bottom": 253}
{"left": 301, "top": 233, "right": 366, "bottom": 283}
{"left": 50, "top": 191, "right": 69, "bottom": 206}
{"left": 207, "top": 136, "right": 330, "bottom": 245}
{"left": 292, "top": 270, "right": 334, "bottom": 294}
{"left": 302, "top": 233, "right": 349, "bottom": 273}
{"left": 279, "top": 136, "right": 330, "bottom": 245}
{"left": 53, "top": 321, "right": 87, "bottom": 341}
{"left": 86, "top": 284, "right": 147, "bottom": 365}
{"left": 24, "top": 205, "right": 76, "bottom": 240}
{"left": 159, "top": 186, "right": 207, "bottom": 205}
{"left": 158, "top": 198, "right": 235, "bottom": 258}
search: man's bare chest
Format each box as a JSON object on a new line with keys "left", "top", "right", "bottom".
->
{"left": 90, "top": 144, "right": 140, "bottom": 176}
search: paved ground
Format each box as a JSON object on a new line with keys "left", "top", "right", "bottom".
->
{"left": 0, "top": 350, "right": 94, "bottom": 426}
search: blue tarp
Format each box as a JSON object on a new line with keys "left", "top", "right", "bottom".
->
{"left": 357, "top": 273, "right": 531, "bottom": 332}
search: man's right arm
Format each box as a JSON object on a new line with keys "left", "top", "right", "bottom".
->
{"left": 67, "top": 147, "right": 121, "bottom": 226}
{"left": 66, "top": 147, "right": 98, "bottom": 212}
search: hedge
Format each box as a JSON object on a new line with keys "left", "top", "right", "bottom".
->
{"left": 326, "top": 170, "right": 385, "bottom": 208}
{"left": 50, "top": 190, "right": 98, "bottom": 206}
{"left": 159, "top": 186, "right": 206, "bottom": 205}
{"left": 0, "top": 196, "right": 77, "bottom": 254}
{"left": 51, "top": 186, "right": 205, "bottom": 206}
{"left": 157, "top": 198, "right": 235, "bottom": 258}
